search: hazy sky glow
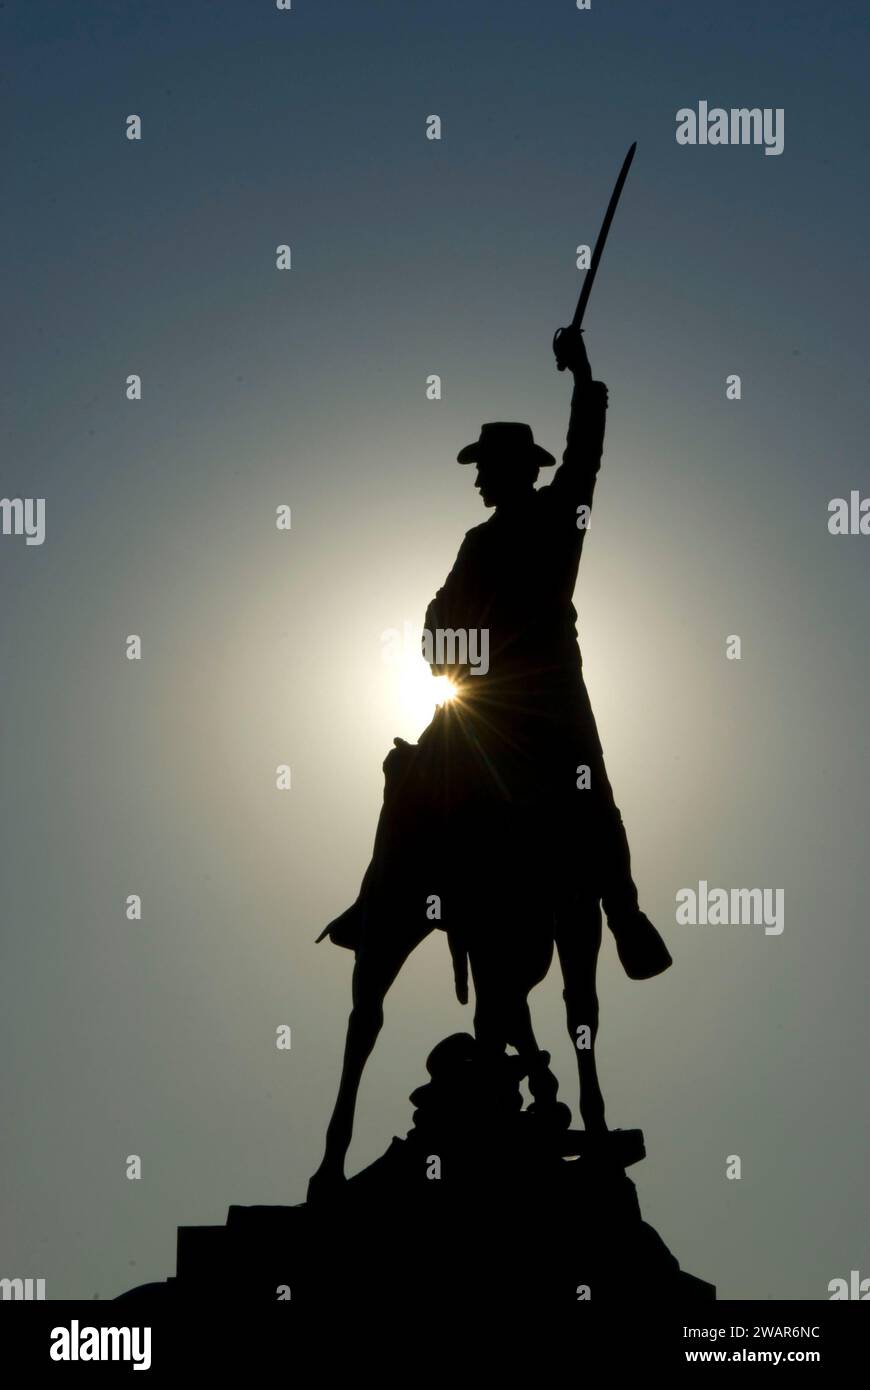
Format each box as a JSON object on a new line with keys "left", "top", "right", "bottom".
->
{"left": 2, "top": 0, "right": 869, "bottom": 1301}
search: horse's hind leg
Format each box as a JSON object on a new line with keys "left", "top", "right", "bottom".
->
{"left": 556, "top": 897, "right": 607, "bottom": 1134}
{"left": 470, "top": 931, "right": 559, "bottom": 1108}
{"left": 507, "top": 998, "right": 560, "bottom": 1107}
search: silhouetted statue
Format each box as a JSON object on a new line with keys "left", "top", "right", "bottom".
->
{"left": 310, "top": 326, "right": 672, "bottom": 1198}
{"left": 114, "top": 150, "right": 717, "bottom": 1312}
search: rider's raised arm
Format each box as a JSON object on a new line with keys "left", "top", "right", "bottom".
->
{"left": 549, "top": 375, "right": 608, "bottom": 513}
{"left": 547, "top": 325, "right": 608, "bottom": 515}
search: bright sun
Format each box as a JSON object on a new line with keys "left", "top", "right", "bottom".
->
{"left": 396, "top": 660, "right": 456, "bottom": 732}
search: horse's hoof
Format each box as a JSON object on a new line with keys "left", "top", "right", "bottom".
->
{"left": 306, "top": 1168, "right": 347, "bottom": 1206}
{"left": 610, "top": 910, "right": 673, "bottom": 979}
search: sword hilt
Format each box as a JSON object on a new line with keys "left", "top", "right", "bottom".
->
{"left": 553, "top": 326, "right": 569, "bottom": 372}
{"left": 553, "top": 324, "right": 590, "bottom": 377}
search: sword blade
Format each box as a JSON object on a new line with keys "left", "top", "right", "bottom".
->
{"left": 571, "top": 141, "right": 636, "bottom": 329}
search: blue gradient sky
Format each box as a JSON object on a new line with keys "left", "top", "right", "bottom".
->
{"left": 2, "top": 0, "right": 869, "bottom": 1299}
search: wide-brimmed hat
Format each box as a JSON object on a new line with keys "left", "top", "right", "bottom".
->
{"left": 456, "top": 421, "right": 556, "bottom": 467}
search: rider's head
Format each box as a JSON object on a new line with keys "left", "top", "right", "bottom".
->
{"left": 457, "top": 422, "right": 555, "bottom": 508}
{"left": 474, "top": 457, "right": 539, "bottom": 508}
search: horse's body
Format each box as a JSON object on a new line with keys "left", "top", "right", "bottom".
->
{"left": 310, "top": 710, "right": 608, "bottom": 1196}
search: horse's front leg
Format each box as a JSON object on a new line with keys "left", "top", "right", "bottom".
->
{"left": 308, "top": 928, "right": 423, "bottom": 1199}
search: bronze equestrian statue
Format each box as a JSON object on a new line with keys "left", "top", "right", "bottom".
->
{"left": 309, "top": 321, "right": 672, "bottom": 1199}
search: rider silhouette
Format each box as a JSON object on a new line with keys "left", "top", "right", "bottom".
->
{"left": 426, "top": 327, "right": 670, "bottom": 979}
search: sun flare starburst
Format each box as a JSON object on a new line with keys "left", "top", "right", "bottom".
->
{"left": 395, "top": 660, "right": 457, "bottom": 733}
